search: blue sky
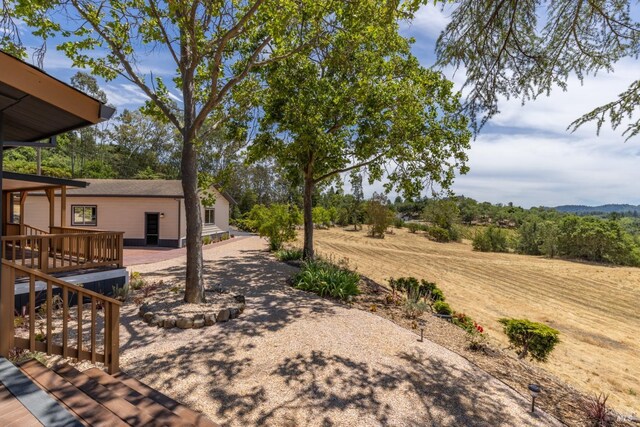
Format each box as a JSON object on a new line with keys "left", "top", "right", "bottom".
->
{"left": 12, "top": 4, "right": 640, "bottom": 208}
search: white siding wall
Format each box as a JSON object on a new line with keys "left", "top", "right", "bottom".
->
{"left": 24, "top": 195, "right": 182, "bottom": 240}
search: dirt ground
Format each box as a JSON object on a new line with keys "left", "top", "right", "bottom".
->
{"left": 305, "top": 227, "right": 640, "bottom": 415}
{"left": 120, "top": 236, "right": 561, "bottom": 426}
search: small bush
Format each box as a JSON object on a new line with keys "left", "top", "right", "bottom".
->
{"left": 452, "top": 312, "right": 475, "bottom": 332}
{"left": 202, "top": 235, "right": 212, "bottom": 245}
{"left": 393, "top": 218, "right": 405, "bottom": 229}
{"left": 498, "top": 318, "right": 560, "bottom": 362}
{"left": 407, "top": 222, "right": 420, "bottom": 233}
{"left": 275, "top": 248, "right": 304, "bottom": 261}
{"left": 389, "top": 277, "right": 445, "bottom": 303}
{"left": 293, "top": 259, "right": 360, "bottom": 300}
{"left": 112, "top": 283, "right": 130, "bottom": 302}
{"left": 433, "top": 301, "right": 453, "bottom": 315}
{"left": 473, "top": 226, "right": 509, "bottom": 252}
{"left": 582, "top": 393, "right": 613, "bottom": 427}
{"left": 242, "top": 203, "right": 302, "bottom": 251}
{"left": 129, "top": 272, "right": 145, "bottom": 290}
{"left": 404, "top": 299, "right": 430, "bottom": 319}
{"left": 427, "top": 226, "right": 451, "bottom": 242}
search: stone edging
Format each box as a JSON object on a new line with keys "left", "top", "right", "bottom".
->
{"left": 138, "top": 295, "right": 246, "bottom": 329}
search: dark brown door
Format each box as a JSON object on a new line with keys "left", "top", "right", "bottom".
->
{"left": 145, "top": 213, "right": 159, "bottom": 246}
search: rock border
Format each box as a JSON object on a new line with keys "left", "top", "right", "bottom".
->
{"left": 138, "top": 294, "right": 246, "bottom": 329}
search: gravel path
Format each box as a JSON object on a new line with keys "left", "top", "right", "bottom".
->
{"left": 120, "top": 237, "right": 562, "bottom": 427}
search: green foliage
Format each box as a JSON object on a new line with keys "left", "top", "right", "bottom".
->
{"left": 312, "top": 206, "right": 333, "bottom": 228}
{"left": 389, "top": 277, "right": 445, "bottom": 303}
{"left": 129, "top": 271, "right": 145, "bottom": 290}
{"left": 423, "top": 199, "right": 461, "bottom": 242}
{"left": 293, "top": 259, "right": 360, "bottom": 301}
{"left": 436, "top": 1, "right": 640, "bottom": 139}
{"left": 472, "top": 226, "right": 509, "bottom": 252}
{"left": 393, "top": 218, "right": 405, "bottom": 229}
{"left": 498, "top": 318, "right": 560, "bottom": 362}
{"left": 243, "top": 204, "right": 302, "bottom": 251}
{"left": 407, "top": 222, "right": 421, "bottom": 233}
{"left": 433, "top": 301, "right": 453, "bottom": 316}
{"left": 275, "top": 248, "right": 304, "bottom": 262}
{"left": 366, "top": 197, "right": 394, "bottom": 239}
{"left": 202, "top": 236, "right": 212, "bottom": 245}
{"left": 112, "top": 283, "right": 130, "bottom": 302}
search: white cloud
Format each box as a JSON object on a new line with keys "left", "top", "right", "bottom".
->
{"left": 102, "top": 83, "right": 148, "bottom": 108}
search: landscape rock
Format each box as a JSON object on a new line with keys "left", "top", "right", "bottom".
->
{"left": 193, "top": 318, "right": 205, "bottom": 328}
{"left": 229, "top": 307, "right": 240, "bottom": 319}
{"left": 204, "top": 313, "right": 216, "bottom": 326}
{"left": 217, "top": 309, "right": 230, "bottom": 322}
{"left": 176, "top": 317, "right": 194, "bottom": 329}
{"left": 233, "top": 295, "right": 246, "bottom": 304}
{"left": 143, "top": 312, "right": 154, "bottom": 322}
{"left": 151, "top": 315, "right": 166, "bottom": 327}
{"left": 164, "top": 317, "right": 176, "bottom": 329}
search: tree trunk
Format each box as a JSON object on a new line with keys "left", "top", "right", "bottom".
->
{"left": 303, "top": 174, "right": 315, "bottom": 260}
{"left": 181, "top": 132, "right": 205, "bottom": 303}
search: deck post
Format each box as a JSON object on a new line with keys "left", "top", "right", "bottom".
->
{"left": 46, "top": 188, "right": 55, "bottom": 231}
{"left": 60, "top": 186, "right": 67, "bottom": 227}
{"left": 0, "top": 264, "right": 15, "bottom": 357}
{"left": 106, "top": 302, "right": 120, "bottom": 374}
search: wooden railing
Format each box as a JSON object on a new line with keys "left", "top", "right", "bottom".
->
{"left": 2, "top": 231, "right": 124, "bottom": 273}
{"left": 4, "top": 224, "right": 47, "bottom": 237}
{"left": 50, "top": 226, "right": 108, "bottom": 234}
{"left": 0, "top": 260, "right": 121, "bottom": 373}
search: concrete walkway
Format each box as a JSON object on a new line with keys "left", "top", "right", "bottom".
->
{"left": 119, "top": 237, "right": 561, "bottom": 427}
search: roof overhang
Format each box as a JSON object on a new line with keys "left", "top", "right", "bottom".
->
{"left": 2, "top": 172, "right": 88, "bottom": 193}
{"left": 0, "top": 50, "right": 116, "bottom": 144}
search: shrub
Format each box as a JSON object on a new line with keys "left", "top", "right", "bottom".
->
{"left": 393, "top": 218, "right": 405, "bottom": 229}
{"left": 366, "top": 199, "right": 394, "bottom": 238}
{"left": 404, "top": 300, "right": 430, "bottom": 319}
{"left": 452, "top": 312, "right": 475, "bottom": 332}
{"left": 293, "top": 259, "right": 360, "bottom": 300}
{"left": 473, "top": 226, "right": 509, "bottom": 252}
{"left": 129, "top": 272, "right": 145, "bottom": 290}
{"left": 389, "top": 277, "right": 445, "bottom": 303}
{"left": 312, "top": 206, "right": 332, "bottom": 228}
{"left": 407, "top": 222, "right": 420, "bottom": 233}
{"left": 112, "top": 283, "right": 130, "bottom": 302}
{"left": 427, "top": 226, "right": 450, "bottom": 242}
{"left": 275, "top": 248, "right": 304, "bottom": 261}
{"left": 202, "top": 235, "right": 212, "bottom": 245}
{"left": 498, "top": 318, "right": 560, "bottom": 362}
{"left": 582, "top": 393, "right": 614, "bottom": 427}
{"left": 243, "top": 203, "right": 302, "bottom": 251}
{"left": 433, "top": 301, "right": 453, "bottom": 315}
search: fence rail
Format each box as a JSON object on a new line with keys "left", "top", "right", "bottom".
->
{"left": 0, "top": 260, "right": 121, "bottom": 373}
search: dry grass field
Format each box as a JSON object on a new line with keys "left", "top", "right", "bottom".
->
{"left": 304, "top": 227, "right": 640, "bottom": 414}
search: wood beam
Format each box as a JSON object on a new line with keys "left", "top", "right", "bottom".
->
{"left": 46, "top": 188, "right": 55, "bottom": 231}
{"left": 61, "top": 186, "right": 67, "bottom": 227}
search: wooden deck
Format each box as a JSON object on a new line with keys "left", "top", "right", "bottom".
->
{"left": 3, "top": 358, "right": 219, "bottom": 427}
{"left": 0, "top": 382, "right": 42, "bottom": 427}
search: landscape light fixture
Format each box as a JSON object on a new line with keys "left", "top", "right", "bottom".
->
{"left": 528, "top": 384, "right": 541, "bottom": 413}
{"left": 160, "top": 212, "right": 165, "bottom": 219}
{"left": 418, "top": 320, "right": 426, "bottom": 342}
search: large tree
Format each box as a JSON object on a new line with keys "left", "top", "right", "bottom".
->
{"left": 4, "top": 0, "right": 390, "bottom": 302}
{"left": 250, "top": 11, "right": 471, "bottom": 259}
{"left": 436, "top": 0, "right": 640, "bottom": 138}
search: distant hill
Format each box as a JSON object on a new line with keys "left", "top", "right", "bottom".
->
{"left": 553, "top": 204, "right": 640, "bottom": 215}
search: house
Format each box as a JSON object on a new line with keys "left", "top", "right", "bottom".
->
{"left": 0, "top": 50, "right": 217, "bottom": 425}
{"left": 23, "top": 179, "right": 234, "bottom": 248}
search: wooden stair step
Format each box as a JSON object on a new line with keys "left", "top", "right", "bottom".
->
{"left": 53, "top": 364, "right": 157, "bottom": 426}
{"left": 83, "top": 368, "right": 189, "bottom": 426}
{"left": 113, "top": 371, "right": 218, "bottom": 427}
{"left": 19, "top": 359, "right": 127, "bottom": 427}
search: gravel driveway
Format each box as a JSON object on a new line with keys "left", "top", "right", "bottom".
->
{"left": 120, "top": 237, "right": 561, "bottom": 426}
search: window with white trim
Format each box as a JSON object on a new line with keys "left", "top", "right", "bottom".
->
{"left": 204, "top": 208, "right": 215, "bottom": 225}
{"left": 72, "top": 205, "right": 97, "bottom": 226}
